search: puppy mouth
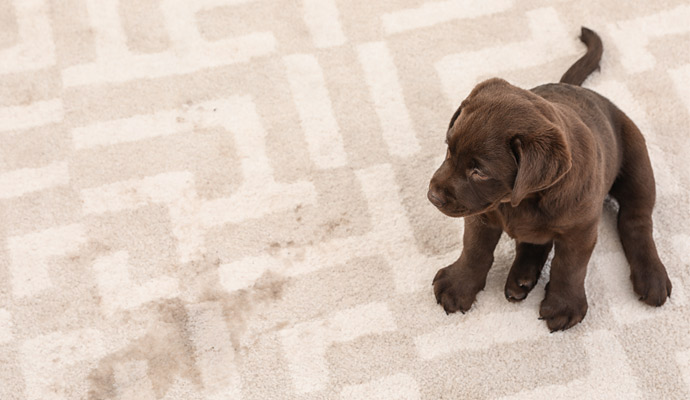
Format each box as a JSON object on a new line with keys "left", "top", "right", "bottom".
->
{"left": 437, "top": 208, "right": 465, "bottom": 218}
{"left": 436, "top": 200, "right": 501, "bottom": 218}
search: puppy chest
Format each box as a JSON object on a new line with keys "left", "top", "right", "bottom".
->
{"left": 499, "top": 216, "right": 555, "bottom": 244}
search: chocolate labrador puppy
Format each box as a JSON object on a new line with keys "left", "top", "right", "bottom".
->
{"left": 427, "top": 27, "right": 672, "bottom": 332}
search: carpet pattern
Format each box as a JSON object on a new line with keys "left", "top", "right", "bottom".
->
{"left": 1, "top": 0, "right": 690, "bottom": 398}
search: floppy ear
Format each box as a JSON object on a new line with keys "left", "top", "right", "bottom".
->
{"left": 510, "top": 126, "right": 572, "bottom": 207}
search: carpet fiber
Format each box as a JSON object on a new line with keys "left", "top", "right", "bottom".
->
{"left": 1, "top": 0, "right": 690, "bottom": 398}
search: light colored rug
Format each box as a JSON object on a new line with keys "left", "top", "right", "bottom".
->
{"left": 1, "top": 0, "right": 689, "bottom": 398}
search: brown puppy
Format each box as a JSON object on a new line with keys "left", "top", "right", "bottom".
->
{"left": 427, "top": 27, "right": 672, "bottom": 332}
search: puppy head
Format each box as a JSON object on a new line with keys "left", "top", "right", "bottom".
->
{"left": 427, "top": 78, "right": 572, "bottom": 217}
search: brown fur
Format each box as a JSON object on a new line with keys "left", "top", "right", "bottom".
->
{"left": 427, "top": 27, "right": 671, "bottom": 332}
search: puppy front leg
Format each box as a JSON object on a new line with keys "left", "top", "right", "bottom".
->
{"left": 539, "top": 223, "right": 598, "bottom": 332}
{"left": 505, "top": 241, "right": 553, "bottom": 302}
{"left": 433, "top": 215, "right": 502, "bottom": 314}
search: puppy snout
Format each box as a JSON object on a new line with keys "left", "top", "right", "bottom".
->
{"left": 427, "top": 187, "right": 447, "bottom": 208}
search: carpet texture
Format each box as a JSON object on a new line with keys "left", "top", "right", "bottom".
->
{"left": 1, "top": 0, "right": 690, "bottom": 398}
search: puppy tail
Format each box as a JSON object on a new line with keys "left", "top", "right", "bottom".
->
{"left": 559, "top": 27, "right": 603, "bottom": 86}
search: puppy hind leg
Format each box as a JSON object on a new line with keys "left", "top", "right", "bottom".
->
{"left": 504, "top": 241, "right": 553, "bottom": 302}
{"left": 610, "top": 117, "right": 672, "bottom": 306}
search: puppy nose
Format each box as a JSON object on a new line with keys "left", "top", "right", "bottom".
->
{"left": 427, "top": 188, "right": 446, "bottom": 208}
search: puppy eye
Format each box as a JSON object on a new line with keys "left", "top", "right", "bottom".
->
{"left": 471, "top": 167, "right": 489, "bottom": 180}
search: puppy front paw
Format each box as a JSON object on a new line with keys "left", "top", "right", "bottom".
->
{"left": 539, "top": 284, "right": 588, "bottom": 332}
{"left": 631, "top": 266, "right": 672, "bottom": 307}
{"left": 504, "top": 270, "right": 539, "bottom": 302}
{"left": 432, "top": 265, "right": 484, "bottom": 315}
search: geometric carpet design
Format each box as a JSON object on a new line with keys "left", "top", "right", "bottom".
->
{"left": 0, "top": 0, "right": 689, "bottom": 398}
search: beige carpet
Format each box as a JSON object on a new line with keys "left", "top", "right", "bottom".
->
{"left": 1, "top": 0, "right": 690, "bottom": 398}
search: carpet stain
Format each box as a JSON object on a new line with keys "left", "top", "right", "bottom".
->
{"left": 87, "top": 299, "right": 201, "bottom": 400}
{"left": 198, "top": 269, "right": 286, "bottom": 353}
{"left": 86, "top": 254, "right": 286, "bottom": 399}
{"left": 66, "top": 241, "right": 112, "bottom": 264}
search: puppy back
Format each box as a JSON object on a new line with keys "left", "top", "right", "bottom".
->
{"left": 559, "top": 27, "right": 603, "bottom": 86}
